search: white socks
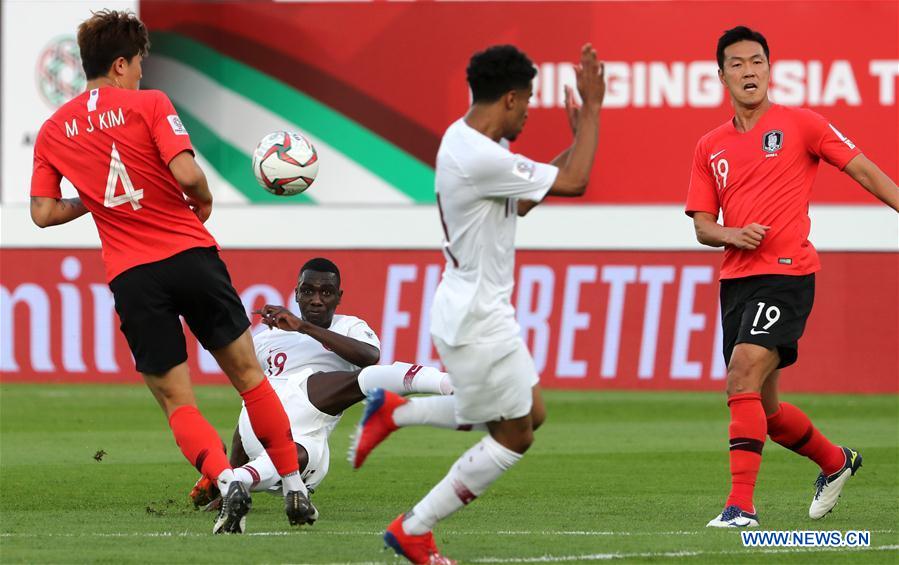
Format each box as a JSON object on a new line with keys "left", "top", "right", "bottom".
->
{"left": 393, "top": 395, "right": 486, "bottom": 431}
{"left": 402, "top": 435, "right": 522, "bottom": 535}
{"left": 233, "top": 455, "right": 282, "bottom": 492}
{"left": 231, "top": 454, "right": 307, "bottom": 495}
{"left": 358, "top": 363, "right": 454, "bottom": 396}
{"left": 216, "top": 468, "right": 236, "bottom": 494}
{"left": 280, "top": 470, "right": 307, "bottom": 495}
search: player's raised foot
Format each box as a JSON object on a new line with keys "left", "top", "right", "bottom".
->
{"left": 706, "top": 505, "right": 759, "bottom": 528}
{"left": 285, "top": 489, "right": 318, "bottom": 526}
{"left": 348, "top": 388, "right": 405, "bottom": 469}
{"left": 212, "top": 481, "right": 252, "bottom": 534}
{"left": 384, "top": 514, "right": 456, "bottom": 565}
{"left": 189, "top": 475, "right": 220, "bottom": 509}
{"left": 809, "top": 446, "right": 862, "bottom": 519}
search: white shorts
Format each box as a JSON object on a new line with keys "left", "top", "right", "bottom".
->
{"left": 433, "top": 336, "right": 538, "bottom": 425}
{"left": 238, "top": 369, "right": 337, "bottom": 491}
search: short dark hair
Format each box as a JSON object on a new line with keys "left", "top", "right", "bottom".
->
{"left": 716, "top": 26, "right": 770, "bottom": 69}
{"left": 299, "top": 257, "right": 340, "bottom": 286}
{"left": 467, "top": 45, "right": 537, "bottom": 103}
{"left": 77, "top": 10, "right": 150, "bottom": 80}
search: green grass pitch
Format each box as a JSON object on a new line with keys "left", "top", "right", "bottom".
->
{"left": 1, "top": 384, "right": 896, "bottom": 563}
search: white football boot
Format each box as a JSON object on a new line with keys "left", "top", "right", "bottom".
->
{"left": 809, "top": 446, "right": 862, "bottom": 519}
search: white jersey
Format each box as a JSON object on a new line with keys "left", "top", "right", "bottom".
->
{"left": 253, "top": 314, "right": 380, "bottom": 387}
{"left": 430, "top": 118, "right": 558, "bottom": 346}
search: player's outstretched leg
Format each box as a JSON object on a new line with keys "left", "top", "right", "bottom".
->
{"left": 213, "top": 481, "right": 252, "bottom": 534}
{"left": 357, "top": 362, "right": 454, "bottom": 396}
{"left": 765, "top": 401, "right": 862, "bottom": 518}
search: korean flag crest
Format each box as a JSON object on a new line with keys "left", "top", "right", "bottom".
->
{"left": 762, "top": 130, "right": 784, "bottom": 153}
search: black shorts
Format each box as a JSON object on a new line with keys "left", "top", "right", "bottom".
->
{"left": 720, "top": 273, "right": 815, "bottom": 369}
{"left": 108, "top": 246, "right": 250, "bottom": 374}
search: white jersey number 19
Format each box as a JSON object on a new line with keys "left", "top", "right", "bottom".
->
{"left": 104, "top": 142, "right": 144, "bottom": 210}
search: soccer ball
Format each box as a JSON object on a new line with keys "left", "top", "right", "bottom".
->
{"left": 252, "top": 131, "right": 319, "bottom": 196}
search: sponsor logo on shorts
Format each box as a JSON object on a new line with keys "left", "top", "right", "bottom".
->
{"left": 750, "top": 329, "right": 770, "bottom": 335}
{"left": 778, "top": 257, "right": 793, "bottom": 265}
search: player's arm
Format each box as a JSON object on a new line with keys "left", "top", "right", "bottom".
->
{"left": 691, "top": 211, "right": 770, "bottom": 250}
{"left": 30, "top": 196, "right": 89, "bottom": 228}
{"left": 255, "top": 305, "right": 380, "bottom": 368}
{"left": 169, "top": 151, "right": 213, "bottom": 223}
{"left": 843, "top": 154, "right": 899, "bottom": 211}
{"left": 547, "top": 44, "right": 605, "bottom": 198}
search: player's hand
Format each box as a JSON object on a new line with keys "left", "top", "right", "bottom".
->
{"left": 575, "top": 43, "right": 605, "bottom": 110}
{"left": 725, "top": 223, "right": 770, "bottom": 250}
{"left": 253, "top": 304, "right": 305, "bottom": 332}
{"left": 564, "top": 85, "right": 580, "bottom": 135}
{"left": 186, "top": 196, "right": 212, "bottom": 223}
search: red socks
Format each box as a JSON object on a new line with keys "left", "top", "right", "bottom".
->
{"left": 168, "top": 405, "right": 230, "bottom": 480}
{"left": 240, "top": 379, "right": 300, "bottom": 477}
{"left": 726, "top": 392, "right": 766, "bottom": 512}
{"left": 767, "top": 402, "right": 845, "bottom": 475}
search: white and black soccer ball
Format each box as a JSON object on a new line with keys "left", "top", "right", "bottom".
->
{"left": 252, "top": 131, "right": 319, "bottom": 196}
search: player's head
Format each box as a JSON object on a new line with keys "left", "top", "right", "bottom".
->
{"left": 467, "top": 45, "right": 536, "bottom": 141}
{"left": 716, "top": 26, "right": 770, "bottom": 108}
{"left": 77, "top": 10, "right": 149, "bottom": 90}
{"left": 295, "top": 257, "right": 342, "bottom": 328}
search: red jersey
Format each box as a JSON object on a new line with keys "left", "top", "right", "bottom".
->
{"left": 686, "top": 104, "right": 861, "bottom": 280}
{"left": 31, "top": 87, "right": 217, "bottom": 282}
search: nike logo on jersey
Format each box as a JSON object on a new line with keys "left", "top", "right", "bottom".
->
{"left": 749, "top": 329, "right": 770, "bottom": 335}
{"left": 710, "top": 150, "right": 727, "bottom": 160}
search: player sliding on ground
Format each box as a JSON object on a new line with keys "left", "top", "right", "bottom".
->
{"left": 350, "top": 44, "right": 606, "bottom": 564}
{"left": 189, "top": 258, "right": 454, "bottom": 517}
{"left": 686, "top": 26, "right": 899, "bottom": 528}
{"left": 29, "top": 10, "right": 313, "bottom": 534}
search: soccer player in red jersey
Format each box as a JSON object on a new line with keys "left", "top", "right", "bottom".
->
{"left": 29, "top": 10, "right": 316, "bottom": 533}
{"left": 686, "top": 26, "right": 898, "bottom": 527}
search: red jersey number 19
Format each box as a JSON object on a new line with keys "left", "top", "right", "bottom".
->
{"left": 104, "top": 142, "right": 144, "bottom": 210}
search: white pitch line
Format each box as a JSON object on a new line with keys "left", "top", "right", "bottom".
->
{"left": 471, "top": 545, "right": 899, "bottom": 563}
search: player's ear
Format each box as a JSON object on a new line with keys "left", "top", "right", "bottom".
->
{"left": 503, "top": 90, "right": 517, "bottom": 110}
{"left": 336, "top": 289, "right": 343, "bottom": 305}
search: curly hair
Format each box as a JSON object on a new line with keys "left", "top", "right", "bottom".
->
{"left": 466, "top": 45, "right": 537, "bottom": 103}
{"left": 77, "top": 10, "right": 150, "bottom": 79}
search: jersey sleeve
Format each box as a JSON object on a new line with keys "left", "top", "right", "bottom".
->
{"left": 30, "top": 126, "right": 63, "bottom": 198}
{"left": 466, "top": 147, "right": 559, "bottom": 201}
{"left": 345, "top": 319, "right": 381, "bottom": 349}
{"left": 149, "top": 91, "right": 194, "bottom": 165}
{"left": 801, "top": 109, "right": 861, "bottom": 170}
{"left": 685, "top": 138, "right": 720, "bottom": 217}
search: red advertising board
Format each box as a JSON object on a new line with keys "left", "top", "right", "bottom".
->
{"left": 141, "top": 0, "right": 898, "bottom": 204}
{"left": 2, "top": 249, "right": 896, "bottom": 393}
